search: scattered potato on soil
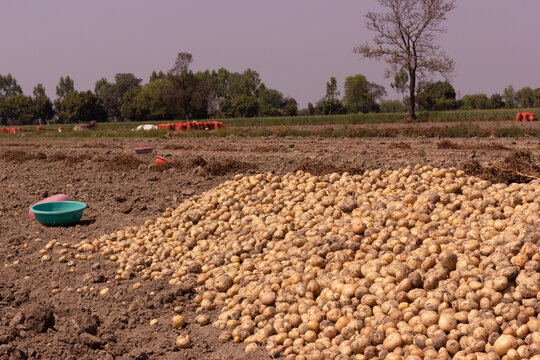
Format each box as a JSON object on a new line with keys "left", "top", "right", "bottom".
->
{"left": 196, "top": 314, "right": 210, "bottom": 326}
{"left": 99, "top": 288, "right": 110, "bottom": 296}
{"left": 175, "top": 335, "right": 191, "bottom": 349}
{"left": 171, "top": 315, "right": 185, "bottom": 329}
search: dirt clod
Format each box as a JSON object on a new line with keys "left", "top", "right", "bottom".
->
{"left": 387, "top": 141, "right": 411, "bottom": 149}
{"left": 437, "top": 140, "right": 462, "bottom": 149}
{"left": 103, "top": 155, "right": 143, "bottom": 172}
{"left": 1, "top": 150, "right": 46, "bottom": 162}
{"left": 23, "top": 304, "right": 54, "bottom": 333}
{"left": 463, "top": 150, "right": 540, "bottom": 183}
{"left": 295, "top": 159, "right": 363, "bottom": 176}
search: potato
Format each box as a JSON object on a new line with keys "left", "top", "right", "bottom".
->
{"left": 493, "top": 334, "right": 518, "bottom": 356}
{"left": 66, "top": 168, "right": 538, "bottom": 359}
{"left": 172, "top": 315, "right": 185, "bottom": 329}
{"left": 175, "top": 335, "right": 191, "bottom": 348}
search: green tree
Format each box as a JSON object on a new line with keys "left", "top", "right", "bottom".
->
{"left": 355, "top": 0, "right": 456, "bottom": 119}
{"left": 0, "top": 74, "right": 23, "bottom": 98}
{"left": 390, "top": 69, "right": 408, "bottom": 100}
{"left": 343, "top": 75, "right": 369, "bottom": 113}
{"left": 368, "top": 82, "right": 387, "bottom": 103}
{"left": 195, "top": 70, "right": 219, "bottom": 117}
{"left": 94, "top": 77, "right": 114, "bottom": 116}
{"left": 55, "top": 76, "right": 75, "bottom": 101}
{"left": 165, "top": 52, "right": 212, "bottom": 120}
{"left": 380, "top": 99, "right": 405, "bottom": 112}
{"left": 56, "top": 91, "right": 106, "bottom": 123}
{"left": 313, "top": 76, "right": 346, "bottom": 115}
{"left": 209, "top": 68, "right": 262, "bottom": 117}
{"left": 258, "top": 85, "right": 283, "bottom": 117}
{"left": 256, "top": 84, "right": 297, "bottom": 117}
{"left": 219, "top": 99, "right": 235, "bottom": 118}
{"left": 534, "top": 88, "right": 540, "bottom": 107}
{"left": 315, "top": 98, "right": 346, "bottom": 115}
{"left": 282, "top": 98, "right": 298, "bottom": 116}
{"left": 516, "top": 86, "right": 535, "bottom": 108}
{"left": 171, "top": 52, "right": 193, "bottom": 75}
{"left": 307, "top": 102, "right": 315, "bottom": 115}
{"left": 343, "top": 75, "right": 386, "bottom": 113}
{"left": 461, "top": 94, "right": 490, "bottom": 110}
{"left": 489, "top": 93, "right": 504, "bottom": 109}
{"left": 1, "top": 94, "right": 34, "bottom": 125}
{"left": 95, "top": 73, "right": 141, "bottom": 121}
{"left": 33, "top": 83, "right": 47, "bottom": 98}
{"left": 94, "top": 78, "right": 112, "bottom": 99}
{"left": 233, "top": 95, "right": 259, "bottom": 117}
{"left": 462, "top": 94, "right": 476, "bottom": 109}
{"left": 0, "top": 74, "right": 24, "bottom": 125}
{"left": 212, "top": 68, "right": 232, "bottom": 99}
{"left": 416, "top": 81, "right": 456, "bottom": 111}
{"left": 224, "top": 69, "right": 261, "bottom": 100}
{"left": 460, "top": 95, "right": 476, "bottom": 110}
{"left": 114, "top": 74, "right": 141, "bottom": 98}
{"left": 121, "top": 79, "right": 176, "bottom": 121}
{"left": 326, "top": 76, "right": 339, "bottom": 100}
{"left": 33, "top": 96, "right": 54, "bottom": 123}
{"left": 149, "top": 70, "right": 166, "bottom": 82}
{"left": 32, "top": 84, "right": 54, "bottom": 123}
{"left": 503, "top": 86, "right": 516, "bottom": 109}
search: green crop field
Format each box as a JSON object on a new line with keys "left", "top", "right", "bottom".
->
{"left": 219, "top": 108, "right": 540, "bottom": 127}
{"left": 1, "top": 108, "right": 539, "bottom": 139}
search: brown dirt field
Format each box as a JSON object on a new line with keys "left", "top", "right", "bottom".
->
{"left": 0, "top": 136, "right": 539, "bottom": 359}
{"left": 234, "top": 119, "right": 540, "bottom": 131}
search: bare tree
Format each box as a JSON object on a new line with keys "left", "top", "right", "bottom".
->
{"left": 354, "top": 0, "right": 456, "bottom": 119}
{"left": 170, "top": 52, "right": 193, "bottom": 76}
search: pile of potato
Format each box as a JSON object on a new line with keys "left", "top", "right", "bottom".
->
{"left": 69, "top": 166, "right": 539, "bottom": 359}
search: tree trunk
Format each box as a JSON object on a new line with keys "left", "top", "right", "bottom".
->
{"left": 408, "top": 68, "right": 416, "bottom": 120}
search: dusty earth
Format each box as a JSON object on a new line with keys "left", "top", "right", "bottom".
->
{"left": 0, "top": 135, "right": 539, "bottom": 360}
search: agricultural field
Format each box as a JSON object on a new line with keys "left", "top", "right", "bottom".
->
{"left": 2, "top": 108, "right": 540, "bottom": 139}
{"left": 0, "top": 133, "right": 539, "bottom": 359}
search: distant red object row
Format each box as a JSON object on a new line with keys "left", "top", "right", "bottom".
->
{"left": 516, "top": 112, "right": 537, "bottom": 122}
{"left": 1, "top": 126, "right": 66, "bottom": 134}
{"left": 0, "top": 127, "right": 22, "bottom": 133}
{"left": 157, "top": 121, "right": 225, "bottom": 131}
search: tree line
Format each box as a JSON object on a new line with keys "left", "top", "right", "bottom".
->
{"left": 0, "top": 52, "right": 539, "bottom": 126}
{"left": 379, "top": 79, "right": 540, "bottom": 113}
{"left": 0, "top": 52, "right": 302, "bottom": 126}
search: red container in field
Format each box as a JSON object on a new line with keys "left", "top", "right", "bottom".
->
{"left": 155, "top": 156, "right": 169, "bottom": 165}
{"left": 515, "top": 112, "right": 537, "bottom": 122}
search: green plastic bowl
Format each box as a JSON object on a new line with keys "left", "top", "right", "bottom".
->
{"left": 30, "top": 201, "right": 88, "bottom": 226}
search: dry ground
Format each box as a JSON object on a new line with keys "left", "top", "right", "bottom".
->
{"left": 0, "top": 135, "right": 539, "bottom": 359}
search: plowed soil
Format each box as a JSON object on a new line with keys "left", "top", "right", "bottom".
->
{"left": 0, "top": 136, "right": 539, "bottom": 359}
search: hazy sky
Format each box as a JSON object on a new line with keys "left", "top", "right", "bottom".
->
{"left": 2, "top": 0, "right": 539, "bottom": 107}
